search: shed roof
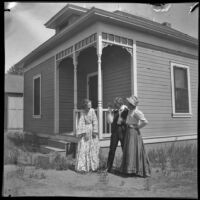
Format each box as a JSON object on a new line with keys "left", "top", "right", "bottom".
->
{"left": 5, "top": 74, "right": 24, "bottom": 94}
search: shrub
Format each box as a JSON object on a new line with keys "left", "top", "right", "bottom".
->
{"left": 6, "top": 131, "right": 41, "bottom": 153}
{"left": 4, "top": 135, "right": 20, "bottom": 165}
{"left": 6, "top": 131, "right": 25, "bottom": 147}
{"left": 34, "top": 155, "right": 50, "bottom": 169}
{"left": 58, "top": 157, "right": 69, "bottom": 170}
{"left": 50, "top": 153, "right": 69, "bottom": 170}
{"left": 28, "top": 169, "right": 46, "bottom": 179}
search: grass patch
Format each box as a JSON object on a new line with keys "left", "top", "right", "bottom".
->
{"left": 147, "top": 142, "right": 197, "bottom": 174}
{"left": 4, "top": 131, "right": 74, "bottom": 171}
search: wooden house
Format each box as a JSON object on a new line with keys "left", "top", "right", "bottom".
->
{"left": 14, "top": 4, "right": 198, "bottom": 149}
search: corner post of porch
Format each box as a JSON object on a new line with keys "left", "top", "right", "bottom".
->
{"left": 54, "top": 57, "right": 59, "bottom": 134}
{"left": 97, "top": 32, "right": 103, "bottom": 139}
{"left": 131, "top": 40, "right": 137, "bottom": 96}
{"left": 73, "top": 52, "right": 78, "bottom": 136}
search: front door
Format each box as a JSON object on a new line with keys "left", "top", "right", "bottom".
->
{"left": 88, "top": 73, "right": 98, "bottom": 109}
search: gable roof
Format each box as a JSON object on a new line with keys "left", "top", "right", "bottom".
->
{"left": 5, "top": 74, "right": 23, "bottom": 94}
{"left": 15, "top": 4, "right": 198, "bottom": 69}
{"left": 45, "top": 4, "right": 89, "bottom": 29}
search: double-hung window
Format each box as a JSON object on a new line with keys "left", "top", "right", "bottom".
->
{"left": 170, "top": 62, "right": 192, "bottom": 117}
{"left": 33, "top": 74, "right": 41, "bottom": 118}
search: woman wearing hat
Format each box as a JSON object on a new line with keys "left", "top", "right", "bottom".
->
{"left": 120, "top": 95, "right": 151, "bottom": 177}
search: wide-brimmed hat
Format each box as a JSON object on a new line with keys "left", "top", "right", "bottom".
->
{"left": 126, "top": 95, "right": 139, "bottom": 106}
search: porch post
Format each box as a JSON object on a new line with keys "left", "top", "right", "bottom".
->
{"left": 73, "top": 52, "right": 78, "bottom": 136}
{"left": 54, "top": 57, "right": 59, "bottom": 134}
{"left": 131, "top": 40, "right": 137, "bottom": 96}
{"left": 97, "top": 33, "right": 103, "bottom": 139}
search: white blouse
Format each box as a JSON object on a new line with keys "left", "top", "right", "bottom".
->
{"left": 126, "top": 108, "right": 147, "bottom": 125}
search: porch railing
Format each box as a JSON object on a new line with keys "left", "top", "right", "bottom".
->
{"left": 73, "top": 108, "right": 111, "bottom": 139}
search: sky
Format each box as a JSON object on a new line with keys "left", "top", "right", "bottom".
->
{"left": 4, "top": 2, "right": 199, "bottom": 73}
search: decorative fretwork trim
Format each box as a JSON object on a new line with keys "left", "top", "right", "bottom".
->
{"left": 56, "top": 46, "right": 73, "bottom": 61}
{"left": 75, "top": 33, "right": 97, "bottom": 51}
{"left": 102, "top": 32, "right": 133, "bottom": 47}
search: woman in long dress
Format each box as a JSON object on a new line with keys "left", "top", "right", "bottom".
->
{"left": 75, "top": 99, "right": 99, "bottom": 173}
{"left": 120, "top": 95, "right": 151, "bottom": 177}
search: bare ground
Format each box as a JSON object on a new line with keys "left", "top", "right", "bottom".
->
{"left": 3, "top": 164, "right": 198, "bottom": 197}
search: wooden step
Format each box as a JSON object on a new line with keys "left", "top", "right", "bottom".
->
{"left": 47, "top": 139, "right": 69, "bottom": 149}
{"left": 36, "top": 132, "right": 79, "bottom": 143}
{"left": 40, "top": 145, "right": 66, "bottom": 155}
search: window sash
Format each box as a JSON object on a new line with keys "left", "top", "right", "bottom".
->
{"left": 33, "top": 76, "right": 41, "bottom": 116}
{"left": 172, "top": 64, "right": 191, "bottom": 115}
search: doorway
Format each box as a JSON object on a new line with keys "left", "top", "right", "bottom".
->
{"left": 87, "top": 72, "right": 98, "bottom": 109}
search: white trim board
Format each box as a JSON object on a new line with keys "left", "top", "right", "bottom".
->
{"left": 170, "top": 62, "right": 192, "bottom": 118}
{"left": 100, "top": 133, "right": 197, "bottom": 147}
{"left": 32, "top": 74, "right": 41, "bottom": 118}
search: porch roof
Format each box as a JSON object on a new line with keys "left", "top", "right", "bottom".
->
{"left": 15, "top": 4, "right": 198, "bottom": 69}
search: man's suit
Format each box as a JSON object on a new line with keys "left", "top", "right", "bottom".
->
{"left": 107, "top": 107, "right": 129, "bottom": 171}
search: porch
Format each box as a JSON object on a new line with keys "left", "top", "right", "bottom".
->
{"left": 55, "top": 32, "right": 137, "bottom": 139}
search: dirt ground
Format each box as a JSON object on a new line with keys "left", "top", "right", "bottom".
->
{"left": 3, "top": 164, "right": 198, "bottom": 197}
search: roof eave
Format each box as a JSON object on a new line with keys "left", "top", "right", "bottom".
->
{"left": 16, "top": 7, "right": 96, "bottom": 67}
{"left": 44, "top": 4, "right": 88, "bottom": 29}
{"left": 16, "top": 7, "right": 198, "bottom": 68}
{"left": 92, "top": 8, "right": 198, "bottom": 47}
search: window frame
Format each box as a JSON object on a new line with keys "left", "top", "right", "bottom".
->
{"left": 170, "top": 62, "right": 192, "bottom": 118}
{"left": 33, "top": 74, "right": 41, "bottom": 118}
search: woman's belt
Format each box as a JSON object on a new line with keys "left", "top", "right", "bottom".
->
{"left": 127, "top": 124, "right": 138, "bottom": 128}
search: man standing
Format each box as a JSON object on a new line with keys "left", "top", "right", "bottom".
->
{"left": 106, "top": 97, "right": 129, "bottom": 173}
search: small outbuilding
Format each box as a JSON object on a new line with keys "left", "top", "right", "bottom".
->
{"left": 4, "top": 74, "right": 24, "bottom": 130}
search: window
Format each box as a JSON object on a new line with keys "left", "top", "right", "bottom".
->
{"left": 33, "top": 74, "right": 41, "bottom": 117}
{"left": 171, "top": 62, "right": 192, "bottom": 117}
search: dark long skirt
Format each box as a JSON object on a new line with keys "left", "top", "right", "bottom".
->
{"left": 120, "top": 127, "right": 151, "bottom": 177}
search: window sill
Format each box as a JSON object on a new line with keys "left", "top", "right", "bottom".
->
{"left": 172, "top": 113, "right": 192, "bottom": 118}
{"left": 32, "top": 115, "right": 41, "bottom": 119}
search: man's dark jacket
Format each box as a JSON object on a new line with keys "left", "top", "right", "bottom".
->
{"left": 111, "top": 108, "right": 129, "bottom": 133}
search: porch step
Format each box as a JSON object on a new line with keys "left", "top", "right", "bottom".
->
{"left": 40, "top": 145, "right": 66, "bottom": 154}
{"left": 47, "top": 139, "right": 69, "bottom": 149}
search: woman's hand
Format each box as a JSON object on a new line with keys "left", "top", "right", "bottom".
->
{"left": 78, "top": 133, "right": 86, "bottom": 139}
{"left": 84, "top": 133, "right": 89, "bottom": 141}
{"left": 92, "top": 132, "right": 98, "bottom": 139}
{"left": 137, "top": 120, "right": 148, "bottom": 130}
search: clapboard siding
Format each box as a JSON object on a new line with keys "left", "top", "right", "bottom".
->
{"left": 137, "top": 45, "right": 198, "bottom": 138}
{"left": 24, "top": 56, "right": 55, "bottom": 134}
{"left": 102, "top": 46, "right": 131, "bottom": 107}
{"left": 59, "top": 58, "right": 74, "bottom": 133}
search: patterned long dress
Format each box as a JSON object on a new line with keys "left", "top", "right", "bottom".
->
{"left": 75, "top": 108, "right": 99, "bottom": 172}
{"left": 120, "top": 108, "right": 151, "bottom": 177}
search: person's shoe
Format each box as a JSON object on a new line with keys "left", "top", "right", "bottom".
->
{"left": 144, "top": 174, "right": 151, "bottom": 178}
{"left": 107, "top": 168, "right": 113, "bottom": 173}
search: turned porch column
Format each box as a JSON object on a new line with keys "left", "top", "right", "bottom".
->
{"left": 54, "top": 58, "right": 59, "bottom": 134}
{"left": 131, "top": 40, "right": 137, "bottom": 96}
{"left": 97, "top": 33, "right": 103, "bottom": 139}
{"left": 73, "top": 52, "right": 78, "bottom": 136}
